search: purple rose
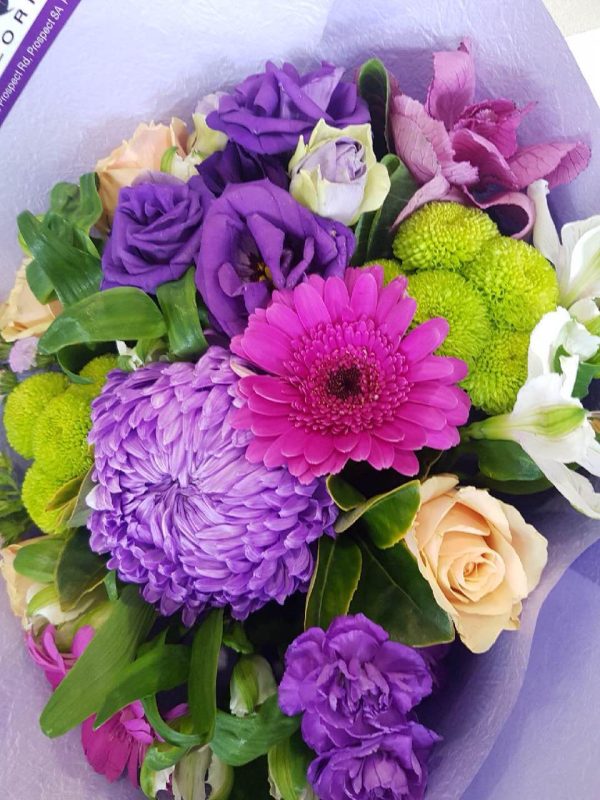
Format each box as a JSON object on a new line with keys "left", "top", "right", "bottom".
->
{"left": 195, "top": 179, "right": 354, "bottom": 336}
{"left": 102, "top": 179, "right": 213, "bottom": 293}
{"left": 307, "top": 728, "right": 439, "bottom": 800}
{"left": 192, "top": 141, "right": 289, "bottom": 197}
{"left": 206, "top": 61, "right": 369, "bottom": 154}
{"left": 279, "top": 614, "right": 433, "bottom": 752}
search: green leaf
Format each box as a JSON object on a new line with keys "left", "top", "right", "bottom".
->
{"left": 55, "top": 528, "right": 107, "bottom": 611}
{"left": 143, "top": 740, "right": 190, "bottom": 772}
{"left": 304, "top": 536, "right": 362, "bottom": 630}
{"left": 364, "top": 155, "right": 417, "bottom": 261}
{"left": 49, "top": 173, "right": 103, "bottom": 232}
{"left": 466, "top": 439, "right": 544, "bottom": 482}
{"left": 189, "top": 608, "right": 223, "bottom": 743}
{"left": 95, "top": 643, "right": 191, "bottom": 726}
{"left": 104, "top": 571, "right": 119, "bottom": 602}
{"left": 223, "top": 619, "right": 254, "bottom": 654}
{"left": 474, "top": 474, "right": 552, "bottom": 495}
{"left": 142, "top": 696, "right": 205, "bottom": 748}
{"left": 156, "top": 267, "right": 208, "bottom": 359}
{"left": 13, "top": 537, "right": 66, "bottom": 582}
{"left": 358, "top": 58, "right": 390, "bottom": 159}
{"left": 574, "top": 358, "right": 600, "bottom": 399}
{"left": 0, "top": 451, "right": 30, "bottom": 544}
{"left": 334, "top": 478, "right": 421, "bottom": 548}
{"left": 268, "top": 732, "right": 314, "bottom": 800}
{"left": 350, "top": 538, "right": 454, "bottom": 646}
{"left": 211, "top": 695, "right": 300, "bottom": 767}
{"left": 38, "top": 287, "right": 166, "bottom": 355}
{"left": 18, "top": 211, "right": 102, "bottom": 306}
{"left": 40, "top": 585, "right": 156, "bottom": 737}
{"left": 350, "top": 209, "right": 377, "bottom": 266}
{"left": 326, "top": 474, "right": 366, "bottom": 511}
{"left": 65, "top": 468, "right": 96, "bottom": 529}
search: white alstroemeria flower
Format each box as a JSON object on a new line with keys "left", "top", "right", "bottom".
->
{"left": 230, "top": 654, "right": 277, "bottom": 717}
{"left": 528, "top": 179, "right": 600, "bottom": 310}
{"left": 288, "top": 119, "right": 391, "bottom": 225}
{"left": 467, "top": 356, "right": 600, "bottom": 518}
{"left": 528, "top": 307, "right": 600, "bottom": 378}
{"left": 162, "top": 93, "right": 228, "bottom": 180}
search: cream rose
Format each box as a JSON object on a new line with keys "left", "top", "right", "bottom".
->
{"left": 95, "top": 118, "right": 189, "bottom": 218}
{"left": 0, "top": 258, "right": 61, "bottom": 342}
{"left": 0, "top": 540, "right": 40, "bottom": 621}
{"left": 405, "top": 475, "right": 548, "bottom": 653}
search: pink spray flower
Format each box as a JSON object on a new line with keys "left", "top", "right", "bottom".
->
{"left": 391, "top": 40, "right": 590, "bottom": 237}
{"left": 27, "top": 623, "right": 158, "bottom": 788}
{"left": 231, "top": 266, "right": 470, "bottom": 484}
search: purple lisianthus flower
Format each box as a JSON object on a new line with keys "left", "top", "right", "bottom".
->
{"left": 192, "top": 140, "right": 289, "bottom": 197}
{"left": 390, "top": 39, "right": 590, "bottom": 237}
{"left": 308, "top": 727, "right": 439, "bottom": 800}
{"left": 279, "top": 614, "right": 433, "bottom": 752}
{"left": 206, "top": 61, "right": 369, "bottom": 155}
{"left": 195, "top": 179, "right": 354, "bottom": 336}
{"left": 8, "top": 336, "right": 38, "bottom": 373}
{"left": 87, "top": 346, "right": 337, "bottom": 625}
{"left": 102, "top": 178, "right": 213, "bottom": 293}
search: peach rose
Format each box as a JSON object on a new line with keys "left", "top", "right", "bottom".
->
{"left": 405, "top": 475, "right": 548, "bottom": 653}
{"left": 95, "top": 118, "right": 188, "bottom": 218}
{"left": 0, "top": 540, "right": 40, "bottom": 621}
{"left": 0, "top": 259, "right": 61, "bottom": 342}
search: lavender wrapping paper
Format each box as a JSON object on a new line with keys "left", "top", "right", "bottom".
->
{"left": 0, "top": 1, "right": 599, "bottom": 798}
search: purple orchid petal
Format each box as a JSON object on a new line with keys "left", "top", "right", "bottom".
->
{"left": 455, "top": 99, "right": 535, "bottom": 158}
{"left": 426, "top": 39, "right": 475, "bottom": 129}
{"left": 508, "top": 139, "right": 592, "bottom": 190}
{"left": 394, "top": 173, "right": 453, "bottom": 226}
{"left": 451, "top": 128, "right": 519, "bottom": 189}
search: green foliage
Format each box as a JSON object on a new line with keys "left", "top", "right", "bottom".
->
{"left": 55, "top": 528, "right": 107, "bottom": 611}
{"left": 3, "top": 372, "right": 68, "bottom": 458}
{"left": 357, "top": 58, "right": 390, "bottom": 159}
{"left": 40, "top": 585, "right": 156, "bottom": 737}
{"left": 156, "top": 267, "right": 208, "bottom": 360}
{"left": 0, "top": 451, "right": 30, "bottom": 544}
{"left": 69, "top": 352, "right": 119, "bottom": 396}
{"left": 465, "top": 237, "right": 559, "bottom": 332}
{"left": 350, "top": 538, "right": 454, "bottom": 646}
{"left": 268, "top": 732, "right": 314, "bottom": 800}
{"left": 48, "top": 173, "right": 103, "bottom": 232}
{"left": 188, "top": 608, "right": 223, "bottom": 744}
{"left": 13, "top": 536, "right": 65, "bottom": 582}
{"left": 392, "top": 201, "right": 499, "bottom": 271}
{"left": 462, "top": 329, "right": 529, "bottom": 414}
{"left": 32, "top": 391, "right": 93, "bottom": 482}
{"left": 304, "top": 535, "right": 362, "bottom": 630}
{"left": 407, "top": 270, "right": 492, "bottom": 365}
{"left": 463, "top": 438, "right": 545, "bottom": 482}
{"left": 21, "top": 464, "right": 68, "bottom": 535}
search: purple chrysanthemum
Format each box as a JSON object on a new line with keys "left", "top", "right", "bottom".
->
{"left": 87, "top": 347, "right": 336, "bottom": 624}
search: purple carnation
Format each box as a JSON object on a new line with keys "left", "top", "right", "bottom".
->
{"left": 195, "top": 179, "right": 354, "bottom": 336}
{"left": 308, "top": 727, "right": 439, "bottom": 800}
{"left": 192, "top": 141, "right": 289, "bottom": 197}
{"left": 206, "top": 61, "right": 369, "bottom": 154}
{"left": 87, "top": 347, "right": 337, "bottom": 625}
{"left": 279, "top": 614, "right": 433, "bottom": 752}
{"left": 102, "top": 179, "right": 212, "bottom": 293}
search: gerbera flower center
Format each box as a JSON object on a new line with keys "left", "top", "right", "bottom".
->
{"left": 326, "top": 364, "right": 362, "bottom": 400}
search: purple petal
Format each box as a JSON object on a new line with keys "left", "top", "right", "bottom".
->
{"left": 508, "top": 139, "right": 591, "bottom": 189}
{"left": 426, "top": 39, "right": 475, "bottom": 129}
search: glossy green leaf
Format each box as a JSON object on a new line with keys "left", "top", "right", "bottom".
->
{"left": 26, "top": 255, "right": 56, "bottom": 304}
{"left": 143, "top": 740, "right": 190, "bottom": 772}
{"left": 334, "top": 478, "right": 421, "bottom": 549}
{"left": 55, "top": 528, "right": 107, "bottom": 611}
{"left": 475, "top": 474, "right": 552, "bottom": 495}
{"left": 358, "top": 58, "right": 390, "bottom": 159}
{"left": 156, "top": 267, "right": 208, "bottom": 359}
{"left": 326, "top": 474, "right": 366, "bottom": 511}
{"left": 18, "top": 211, "right": 102, "bottom": 306}
{"left": 304, "top": 535, "right": 362, "bottom": 630}
{"left": 142, "top": 696, "right": 205, "bottom": 748}
{"left": 49, "top": 173, "right": 103, "bottom": 232}
{"left": 211, "top": 695, "right": 300, "bottom": 767}
{"left": 350, "top": 538, "right": 454, "bottom": 646}
{"left": 65, "top": 468, "right": 96, "bottom": 529}
{"left": 230, "top": 655, "right": 277, "bottom": 717}
{"left": 95, "top": 643, "right": 191, "bottom": 726}
{"left": 188, "top": 608, "right": 223, "bottom": 743}
{"left": 223, "top": 619, "right": 254, "bottom": 654}
{"left": 365, "top": 155, "right": 417, "bottom": 260}
{"left": 13, "top": 536, "right": 65, "bottom": 582}
{"left": 38, "top": 287, "right": 166, "bottom": 354}
{"left": 350, "top": 209, "right": 377, "bottom": 265}
{"left": 268, "top": 732, "right": 313, "bottom": 800}
{"left": 104, "top": 570, "right": 119, "bottom": 602}
{"left": 467, "top": 439, "right": 544, "bottom": 482}
{"left": 40, "top": 585, "right": 156, "bottom": 737}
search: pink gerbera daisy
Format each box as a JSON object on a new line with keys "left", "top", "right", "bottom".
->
{"left": 231, "top": 266, "right": 470, "bottom": 483}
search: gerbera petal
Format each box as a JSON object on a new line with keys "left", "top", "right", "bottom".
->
{"left": 294, "top": 282, "right": 332, "bottom": 328}
{"left": 400, "top": 318, "right": 449, "bottom": 361}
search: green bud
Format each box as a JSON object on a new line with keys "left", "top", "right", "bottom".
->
{"left": 229, "top": 654, "right": 277, "bottom": 717}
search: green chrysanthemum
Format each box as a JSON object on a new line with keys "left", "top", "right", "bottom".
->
{"left": 392, "top": 202, "right": 499, "bottom": 272}
{"left": 21, "top": 463, "right": 67, "bottom": 535}
{"left": 462, "top": 330, "right": 529, "bottom": 415}
{"left": 406, "top": 270, "right": 492, "bottom": 364}
{"left": 362, "top": 259, "right": 404, "bottom": 284}
{"left": 3, "top": 372, "right": 68, "bottom": 459}
{"left": 464, "top": 238, "right": 559, "bottom": 331}
{"left": 32, "top": 391, "right": 93, "bottom": 482}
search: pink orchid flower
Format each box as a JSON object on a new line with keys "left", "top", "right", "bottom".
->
{"left": 391, "top": 40, "right": 590, "bottom": 237}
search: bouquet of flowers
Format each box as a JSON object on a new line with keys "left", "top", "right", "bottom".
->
{"left": 0, "top": 35, "right": 598, "bottom": 800}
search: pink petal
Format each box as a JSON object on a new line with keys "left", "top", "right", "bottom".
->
{"left": 408, "top": 382, "right": 462, "bottom": 411}
{"left": 426, "top": 39, "right": 475, "bottom": 129}
{"left": 251, "top": 415, "right": 290, "bottom": 436}
{"left": 390, "top": 94, "right": 456, "bottom": 183}
{"left": 350, "top": 271, "right": 379, "bottom": 318}
{"left": 426, "top": 426, "right": 461, "bottom": 450}
{"left": 323, "top": 276, "right": 351, "bottom": 322}
{"left": 399, "top": 318, "right": 449, "bottom": 361}
{"left": 456, "top": 99, "right": 534, "bottom": 159}
{"left": 333, "top": 431, "right": 360, "bottom": 453}
{"left": 350, "top": 433, "right": 372, "bottom": 461}
{"left": 393, "top": 173, "right": 452, "bottom": 227}
{"left": 278, "top": 428, "right": 309, "bottom": 457}
{"left": 249, "top": 376, "right": 298, "bottom": 403}
{"left": 381, "top": 296, "right": 417, "bottom": 340}
{"left": 451, "top": 129, "right": 518, "bottom": 189}
{"left": 508, "top": 140, "right": 591, "bottom": 190}
{"left": 239, "top": 322, "right": 293, "bottom": 374}
{"left": 392, "top": 450, "right": 420, "bottom": 475}
{"left": 375, "top": 278, "right": 408, "bottom": 325}
{"left": 265, "top": 302, "right": 306, "bottom": 339}
{"left": 245, "top": 436, "right": 272, "bottom": 463}
{"left": 405, "top": 355, "right": 457, "bottom": 382}
{"left": 394, "top": 402, "right": 447, "bottom": 431}
{"left": 293, "top": 282, "right": 332, "bottom": 329}
{"left": 368, "top": 437, "right": 396, "bottom": 469}
{"left": 303, "top": 435, "right": 335, "bottom": 466}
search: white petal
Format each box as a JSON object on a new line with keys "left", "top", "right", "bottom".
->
{"left": 561, "top": 220, "right": 600, "bottom": 306}
{"left": 569, "top": 297, "right": 600, "bottom": 323}
{"left": 527, "top": 308, "right": 571, "bottom": 378}
{"left": 528, "top": 180, "right": 562, "bottom": 265}
{"left": 532, "top": 457, "right": 600, "bottom": 519}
